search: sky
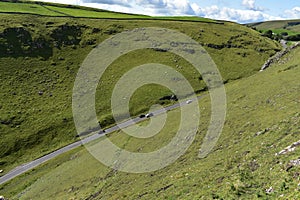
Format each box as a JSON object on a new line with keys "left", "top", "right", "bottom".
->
{"left": 37, "top": 0, "right": 300, "bottom": 23}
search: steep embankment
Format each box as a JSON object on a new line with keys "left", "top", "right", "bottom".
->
{"left": 0, "top": 5, "right": 281, "bottom": 174}
{"left": 1, "top": 35, "right": 299, "bottom": 200}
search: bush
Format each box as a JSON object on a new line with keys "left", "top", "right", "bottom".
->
{"left": 262, "top": 30, "right": 273, "bottom": 39}
{"left": 286, "top": 34, "right": 300, "bottom": 41}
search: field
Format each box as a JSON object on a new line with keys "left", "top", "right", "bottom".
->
{"left": 1, "top": 44, "right": 299, "bottom": 199}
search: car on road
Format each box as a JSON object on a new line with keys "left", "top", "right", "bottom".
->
{"left": 186, "top": 99, "right": 193, "bottom": 104}
{"left": 145, "top": 113, "right": 154, "bottom": 118}
{"left": 139, "top": 114, "right": 146, "bottom": 118}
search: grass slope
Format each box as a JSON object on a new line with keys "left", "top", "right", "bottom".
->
{"left": 1, "top": 43, "right": 299, "bottom": 200}
{"left": 249, "top": 19, "right": 300, "bottom": 32}
{"left": 0, "top": 1, "right": 214, "bottom": 22}
{"left": 0, "top": 1, "right": 145, "bottom": 18}
{"left": 249, "top": 19, "right": 300, "bottom": 36}
{"left": 0, "top": 2, "right": 280, "bottom": 182}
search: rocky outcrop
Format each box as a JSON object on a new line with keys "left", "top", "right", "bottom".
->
{"left": 159, "top": 95, "right": 178, "bottom": 101}
{"left": 276, "top": 140, "right": 300, "bottom": 156}
{"left": 289, "top": 158, "right": 300, "bottom": 167}
{"left": 0, "top": 27, "right": 52, "bottom": 58}
{"left": 260, "top": 42, "right": 300, "bottom": 71}
{"left": 202, "top": 43, "right": 242, "bottom": 50}
{"left": 50, "top": 24, "right": 83, "bottom": 47}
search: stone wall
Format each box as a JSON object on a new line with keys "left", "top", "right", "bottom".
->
{"left": 260, "top": 42, "right": 300, "bottom": 71}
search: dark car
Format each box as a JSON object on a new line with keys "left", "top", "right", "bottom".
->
{"left": 146, "top": 113, "right": 154, "bottom": 118}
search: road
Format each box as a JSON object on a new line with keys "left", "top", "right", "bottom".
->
{"left": 0, "top": 95, "right": 204, "bottom": 185}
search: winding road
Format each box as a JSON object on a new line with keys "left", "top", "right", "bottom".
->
{"left": 0, "top": 95, "right": 204, "bottom": 185}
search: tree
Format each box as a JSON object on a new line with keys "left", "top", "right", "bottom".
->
{"left": 262, "top": 30, "right": 273, "bottom": 39}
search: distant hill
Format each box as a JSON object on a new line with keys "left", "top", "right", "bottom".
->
{"left": 248, "top": 19, "right": 300, "bottom": 41}
{"left": 249, "top": 19, "right": 300, "bottom": 33}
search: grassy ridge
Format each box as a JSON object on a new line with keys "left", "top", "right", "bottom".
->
{"left": 0, "top": 1, "right": 64, "bottom": 16}
{"left": 0, "top": 1, "right": 143, "bottom": 18}
{"left": 1, "top": 44, "right": 299, "bottom": 200}
{"left": 0, "top": 1, "right": 215, "bottom": 22}
{"left": 42, "top": 4, "right": 150, "bottom": 19}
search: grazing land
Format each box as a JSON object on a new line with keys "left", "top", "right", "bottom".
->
{"left": 1, "top": 41, "right": 299, "bottom": 200}
{"left": 1, "top": 1, "right": 299, "bottom": 199}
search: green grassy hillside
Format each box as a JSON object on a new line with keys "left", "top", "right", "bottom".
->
{"left": 0, "top": 5, "right": 281, "bottom": 174}
{"left": 0, "top": 0, "right": 282, "bottom": 191}
{"left": 249, "top": 19, "right": 300, "bottom": 41}
{"left": 0, "top": 1, "right": 147, "bottom": 18}
{"left": 249, "top": 19, "right": 300, "bottom": 33}
{"left": 1, "top": 39, "right": 299, "bottom": 200}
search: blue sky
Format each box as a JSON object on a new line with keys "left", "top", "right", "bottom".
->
{"left": 37, "top": 0, "right": 300, "bottom": 23}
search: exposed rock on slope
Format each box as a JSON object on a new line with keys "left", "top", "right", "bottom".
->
{"left": 260, "top": 42, "right": 300, "bottom": 71}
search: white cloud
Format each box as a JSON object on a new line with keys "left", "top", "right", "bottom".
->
{"left": 284, "top": 7, "right": 300, "bottom": 19}
{"left": 242, "top": 0, "right": 254, "bottom": 9}
{"left": 82, "top": 0, "right": 131, "bottom": 7}
{"left": 36, "top": 0, "right": 78, "bottom": 4}
{"left": 37, "top": 0, "right": 196, "bottom": 16}
{"left": 36, "top": 0, "right": 286, "bottom": 23}
{"left": 194, "top": 5, "right": 283, "bottom": 23}
{"left": 133, "top": 0, "right": 196, "bottom": 16}
{"left": 78, "top": 0, "right": 196, "bottom": 16}
{"left": 81, "top": 2, "right": 135, "bottom": 14}
{"left": 135, "top": 0, "right": 166, "bottom": 9}
{"left": 242, "top": 0, "right": 264, "bottom": 11}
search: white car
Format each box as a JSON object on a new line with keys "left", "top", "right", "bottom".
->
{"left": 186, "top": 100, "right": 193, "bottom": 104}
